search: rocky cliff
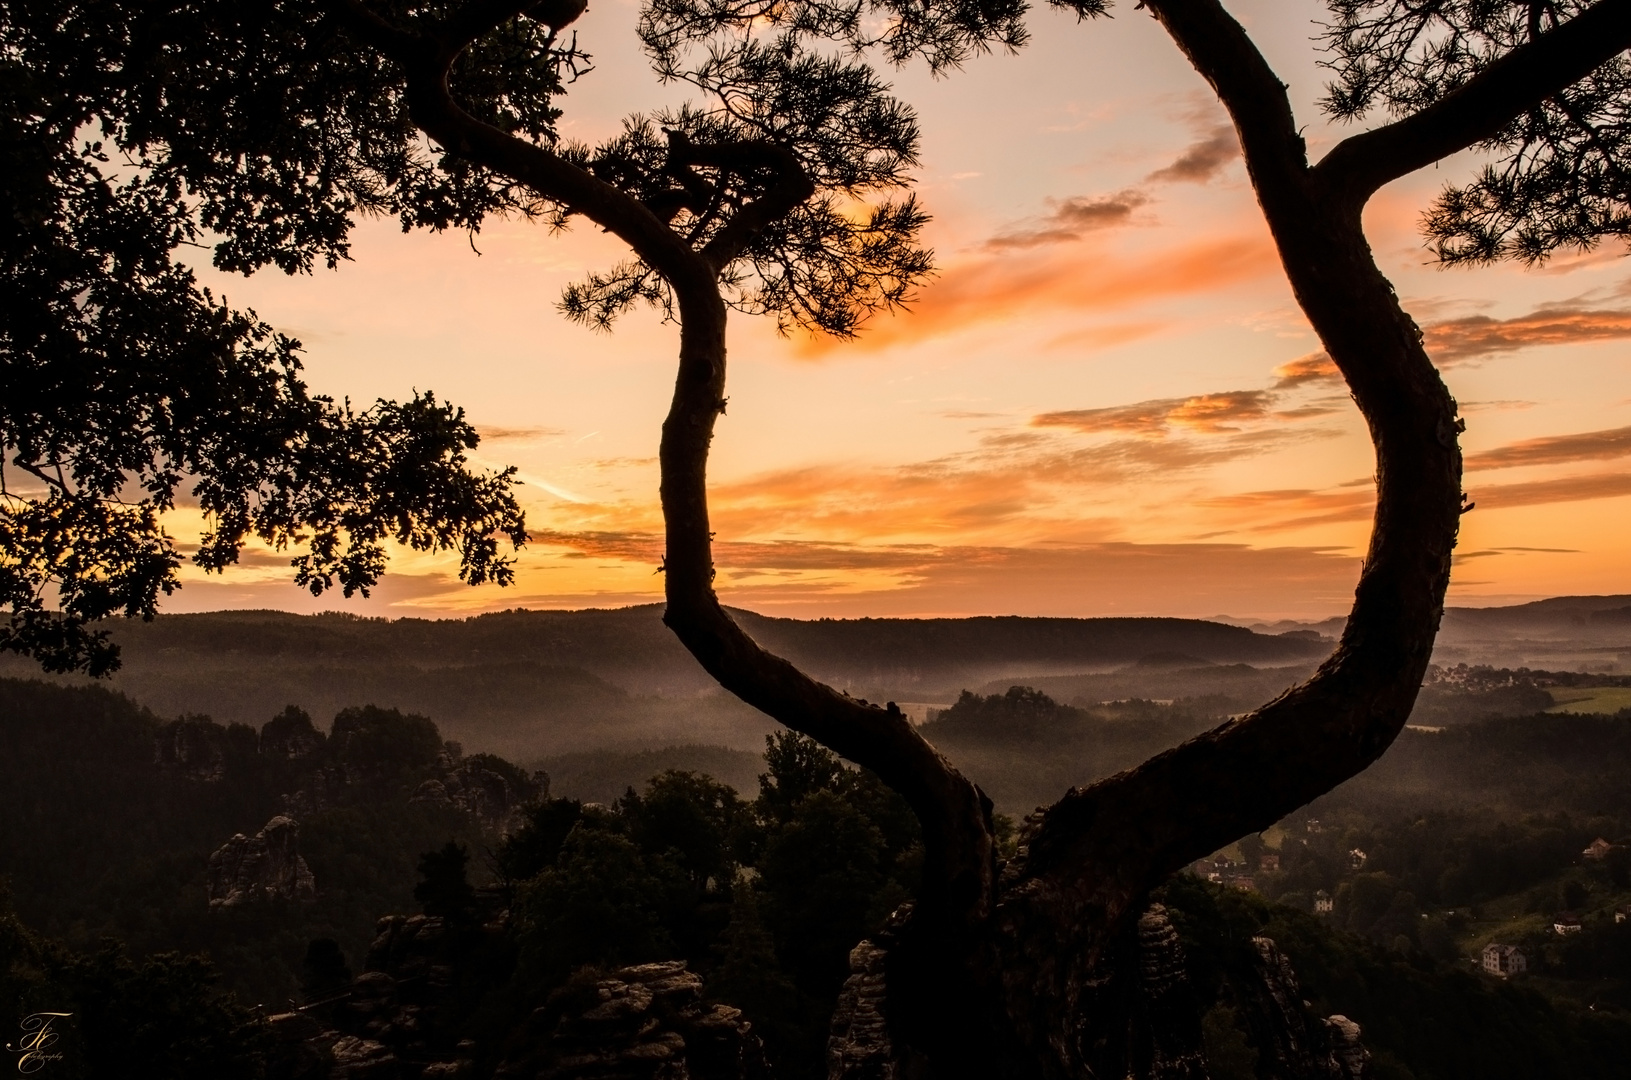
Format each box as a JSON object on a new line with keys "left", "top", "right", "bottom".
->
{"left": 207, "top": 814, "right": 317, "bottom": 908}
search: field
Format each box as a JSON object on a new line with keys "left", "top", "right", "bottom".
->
{"left": 1546, "top": 687, "right": 1631, "bottom": 714}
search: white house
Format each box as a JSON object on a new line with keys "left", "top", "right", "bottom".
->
{"left": 1482, "top": 943, "right": 1527, "bottom": 977}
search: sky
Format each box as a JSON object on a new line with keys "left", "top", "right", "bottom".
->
{"left": 175, "top": 0, "right": 1631, "bottom": 622}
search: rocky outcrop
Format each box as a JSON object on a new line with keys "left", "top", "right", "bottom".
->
{"left": 207, "top": 815, "right": 316, "bottom": 908}
{"left": 827, "top": 940, "right": 895, "bottom": 1080}
{"left": 264, "top": 912, "right": 477, "bottom": 1080}
{"left": 1234, "top": 936, "right": 1371, "bottom": 1080}
{"left": 266, "top": 948, "right": 761, "bottom": 1080}
{"left": 408, "top": 750, "right": 547, "bottom": 834}
{"left": 263, "top": 1010, "right": 402, "bottom": 1080}
{"left": 825, "top": 907, "right": 1369, "bottom": 1080}
{"left": 1321, "top": 1015, "right": 1369, "bottom": 1080}
{"left": 363, "top": 914, "right": 460, "bottom": 993}
{"left": 495, "top": 961, "right": 769, "bottom": 1080}
{"left": 1135, "top": 905, "right": 1210, "bottom": 1080}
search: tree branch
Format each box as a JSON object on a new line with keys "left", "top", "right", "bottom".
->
{"left": 997, "top": 0, "right": 1463, "bottom": 978}
{"left": 1316, "top": 0, "right": 1631, "bottom": 200}
{"left": 328, "top": 0, "right": 425, "bottom": 59}
{"left": 326, "top": 0, "right": 702, "bottom": 284}
{"left": 658, "top": 289, "right": 996, "bottom": 935}
{"left": 438, "top": 0, "right": 537, "bottom": 56}
{"left": 1140, "top": 0, "right": 1310, "bottom": 194}
{"left": 690, "top": 139, "right": 817, "bottom": 271}
{"left": 330, "top": 0, "right": 991, "bottom": 930}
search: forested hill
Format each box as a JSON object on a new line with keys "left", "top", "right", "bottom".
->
{"left": 16, "top": 605, "right": 1327, "bottom": 690}
{"left": 0, "top": 606, "right": 1326, "bottom": 760}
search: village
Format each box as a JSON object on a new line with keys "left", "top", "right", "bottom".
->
{"left": 1194, "top": 821, "right": 1631, "bottom": 990}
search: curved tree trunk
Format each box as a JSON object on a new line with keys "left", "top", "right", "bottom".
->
{"left": 653, "top": 2, "right": 1468, "bottom": 1075}
{"left": 334, "top": 1, "right": 1631, "bottom": 1076}
{"left": 654, "top": 184, "right": 1461, "bottom": 1078}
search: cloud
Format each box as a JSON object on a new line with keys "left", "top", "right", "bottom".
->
{"left": 1034, "top": 390, "right": 1276, "bottom": 436}
{"left": 1042, "top": 321, "right": 1165, "bottom": 351}
{"left": 534, "top": 530, "right": 944, "bottom": 573}
{"left": 675, "top": 418, "right": 1331, "bottom": 546}
{"left": 1203, "top": 464, "right": 1631, "bottom": 533}
{"left": 985, "top": 190, "right": 1151, "bottom": 250}
{"left": 1147, "top": 124, "right": 1240, "bottom": 184}
{"left": 528, "top": 531, "right": 1363, "bottom": 619}
{"left": 1426, "top": 307, "right": 1631, "bottom": 362}
{"left": 1272, "top": 352, "right": 1340, "bottom": 389}
{"left": 809, "top": 232, "right": 1279, "bottom": 355}
{"left": 1200, "top": 487, "right": 1376, "bottom": 530}
{"left": 477, "top": 426, "right": 566, "bottom": 441}
{"left": 1470, "top": 471, "right": 1631, "bottom": 509}
{"left": 1263, "top": 305, "right": 1631, "bottom": 391}
{"left": 1459, "top": 400, "right": 1536, "bottom": 413}
{"left": 1466, "top": 425, "right": 1631, "bottom": 471}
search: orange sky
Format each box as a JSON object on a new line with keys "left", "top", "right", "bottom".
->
{"left": 172, "top": 0, "right": 1631, "bottom": 622}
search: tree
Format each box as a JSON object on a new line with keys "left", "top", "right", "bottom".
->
{"left": 632, "top": 0, "right": 1631, "bottom": 1075}
{"left": 7, "top": 0, "right": 1631, "bottom": 1076}
{"left": 0, "top": 1, "right": 535, "bottom": 676}
{"left": 299, "top": 937, "right": 354, "bottom": 1004}
{"left": 618, "top": 769, "right": 748, "bottom": 894}
{"left": 415, "top": 840, "right": 478, "bottom": 923}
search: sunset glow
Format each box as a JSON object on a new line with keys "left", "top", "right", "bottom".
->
{"left": 172, "top": 0, "right": 1631, "bottom": 621}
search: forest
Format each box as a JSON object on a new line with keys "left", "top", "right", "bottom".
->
{"left": 4, "top": 674, "right": 1631, "bottom": 1078}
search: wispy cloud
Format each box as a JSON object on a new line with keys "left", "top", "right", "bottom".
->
{"left": 985, "top": 190, "right": 1151, "bottom": 250}
{"left": 666, "top": 410, "right": 1336, "bottom": 546}
{"left": 1428, "top": 307, "right": 1631, "bottom": 362}
{"left": 1265, "top": 304, "right": 1631, "bottom": 390}
{"left": 527, "top": 531, "right": 1363, "bottom": 619}
{"left": 808, "top": 233, "right": 1278, "bottom": 355}
{"left": 1472, "top": 471, "right": 1631, "bottom": 508}
{"left": 1272, "top": 352, "right": 1340, "bottom": 388}
{"left": 477, "top": 426, "right": 567, "bottom": 441}
{"left": 1467, "top": 425, "right": 1631, "bottom": 471}
{"left": 1035, "top": 390, "right": 1276, "bottom": 436}
{"left": 1200, "top": 487, "right": 1375, "bottom": 530}
{"left": 1201, "top": 462, "right": 1631, "bottom": 534}
{"left": 1147, "top": 124, "right": 1240, "bottom": 184}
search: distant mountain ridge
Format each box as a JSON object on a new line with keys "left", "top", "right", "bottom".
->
{"left": 1447, "top": 594, "right": 1631, "bottom": 624}
{"left": 9, "top": 596, "right": 1628, "bottom": 760}
{"left": 1242, "top": 595, "right": 1631, "bottom": 670}
{"left": 0, "top": 605, "right": 1327, "bottom": 760}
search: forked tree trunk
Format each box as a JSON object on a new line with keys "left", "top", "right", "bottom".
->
{"left": 655, "top": 3, "right": 1470, "bottom": 1073}
{"left": 338, "top": 1, "right": 1631, "bottom": 1075}
{"left": 659, "top": 168, "right": 1461, "bottom": 1078}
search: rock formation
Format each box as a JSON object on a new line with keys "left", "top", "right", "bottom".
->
{"left": 1134, "top": 904, "right": 1210, "bottom": 1080}
{"left": 826, "top": 903, "right": 1370, "bottom": 1080}
{"left": 1233, "top": 936, "right": 1371, "bottom": 1080}
{"left": 827, "top": 940, "right": 896, "bottom": 1080}
{"left": 207, "top": 815, "right": 317, "bottom": 908}
{"left": 265, "top": 922, "right": 763, "bottom": 1080}
{"left": 408, "top": 750, "right": 547, "bottom": 834}
{"left": 495, "top": 961, "right": 769, "bottom": 1080}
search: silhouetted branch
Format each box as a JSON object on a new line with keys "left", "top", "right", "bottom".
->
{"left": 1317, "top": 0, "right": 1631, "bottom": 200}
